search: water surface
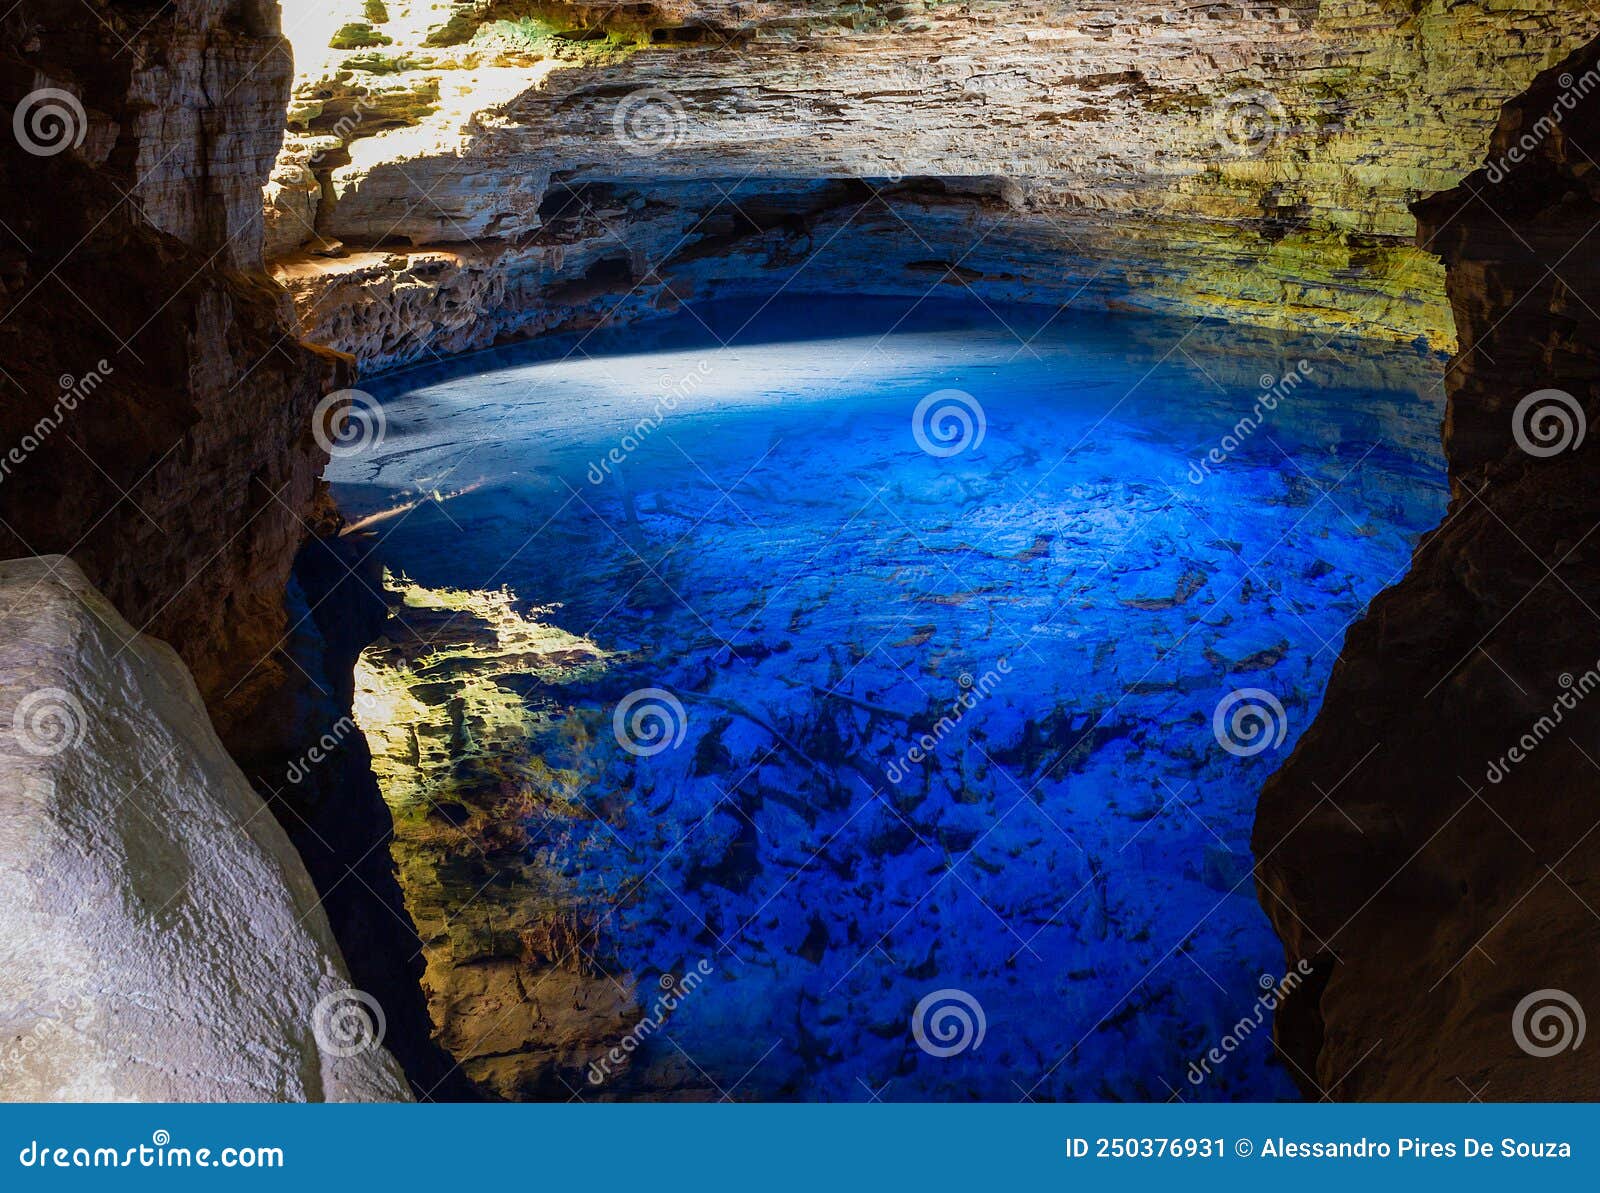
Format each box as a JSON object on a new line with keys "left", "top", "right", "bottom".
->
{"left": 328, "top": 297, "right": 1446, "bottom": 1101}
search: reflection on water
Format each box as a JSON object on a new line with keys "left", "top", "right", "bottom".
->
{"left": 328, "top": 297, "right": 1447, "bottom": 1101}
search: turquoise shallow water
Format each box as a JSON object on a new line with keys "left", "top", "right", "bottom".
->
{"left": 328, "top": 296, "right": 1447, "bottom": 1101}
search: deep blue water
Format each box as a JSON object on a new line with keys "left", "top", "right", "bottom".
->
{"left": 328, "top": 297, "right": 1447, "bottom": 1101}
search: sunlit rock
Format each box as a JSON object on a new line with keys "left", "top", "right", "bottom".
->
{"left": 0, "top": 557, "right": 411, "bottom": 1102}
{"left": 271, "top": 1, "right": 1596, "bottom": 369}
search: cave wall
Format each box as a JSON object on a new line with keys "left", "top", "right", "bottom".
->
{"left": 0, "top": 0, "right": 472, "bottom": 1099}
{"left": 0, "top": 0, "right": 339, "bottom": 745}
{"left": 1255, "top": 35, "right": 1600, "bottom": 1100}
{"left": 268, "top": 1, "right": 1596, "bottom": 372}
{"left": 6, "top": 0, "right": 1599, "bottom": 1104}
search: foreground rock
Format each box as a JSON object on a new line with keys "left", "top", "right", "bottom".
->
{"left": 2, "top": 1, "right": 466, "bottom": 1098}
{"left": 0, "top": 556, "right": 411, "bottom": 1102}
{"left": 1255, "top": 36, "right": 1600, "bottom": 1101}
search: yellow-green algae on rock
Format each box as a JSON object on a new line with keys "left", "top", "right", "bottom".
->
{"left": 1145, "top": 0, "right": 1588, "bottom": 350}
{"left": 271, "top": 1, "right": 1594, "bottom": 365}
{"left": 352, "top": 572, "right": 707, "bottom": 1097}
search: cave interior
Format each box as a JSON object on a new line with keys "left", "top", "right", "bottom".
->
{"left": 0, "top": 0, "right": 1598, "bottom": 1104}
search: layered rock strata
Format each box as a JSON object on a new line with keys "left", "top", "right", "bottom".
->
{"left": 0, "top": 556, "right": 411, "bottom": 1101}
{"left": 1255, "top": 35, "right": 1600, "bottom": 1101}
{"left": 270, "top": 1, "right": 1596, "bottom": 372}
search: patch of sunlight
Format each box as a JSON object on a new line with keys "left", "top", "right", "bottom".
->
{"left": 352, "top": 569, "right": 613, "bottom": 818}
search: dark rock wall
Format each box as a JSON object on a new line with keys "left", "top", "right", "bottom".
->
{"left": 1256, "top": 36, "right": 1600, "bottom": 1101}
{"left": 0, "top": 0, "right": 335, "bottom": 744}
{"left": 0, "top": 0, "right": 468, "bottom": 1099}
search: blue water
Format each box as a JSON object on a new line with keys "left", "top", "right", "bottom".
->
{"left": 328, "top": 297, "right": 1447, "bottom": 1101}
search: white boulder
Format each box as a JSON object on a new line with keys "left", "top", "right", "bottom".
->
{"left": 0, "top": 555, "right": 411, "bottom": 1101}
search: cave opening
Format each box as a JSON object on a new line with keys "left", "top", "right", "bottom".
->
{"left": 322, "top": 293, "right": 1449, "bottom": 1100}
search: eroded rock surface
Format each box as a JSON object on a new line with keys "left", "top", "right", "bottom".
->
{"left": 0, "top": 0, "right": 341, "bottom": 746}
{"left": 1, "top": 1, "right": 465, "bottom": 1100}
{"left": 1255, "top": 36, "right": 1600, "bottom": 1101}
{"left": 0, "top": 556, "right": 411, "bottom": 1101}
{"left": 270, "top": 1, "right": 1596, "bottom": 371}
{"left": 353, "top": 573, "right": 711, "bottom": 1098}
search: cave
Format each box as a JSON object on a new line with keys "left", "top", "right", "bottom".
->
{"left": 2, "top": 0, "right": 1599, "bottom": 1109}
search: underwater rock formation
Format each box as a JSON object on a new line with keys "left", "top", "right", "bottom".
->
{"left": 0, "top": 556, "right": 411, "bottom": 1101}
{"left": 1255, "top": 34, "right": 1600, "bottom": 1101}
{"left": 271, "top": 0, "right": 1595, "bottom": 370}
{"left": 351, "top": 574, "right": 709, "bottom": 1099}
{"left": 329, "top": 302, "right": 1450, "bottom": 1100}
